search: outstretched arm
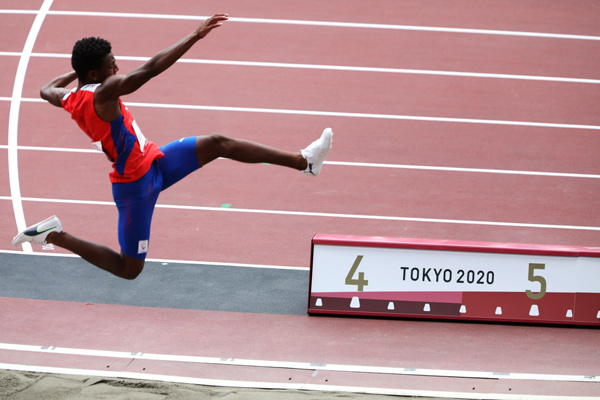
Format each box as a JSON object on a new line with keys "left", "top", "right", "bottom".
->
{"left": 96, "top": 13, "right": 228, "bottom": 103}
{"left": 40, "top": 71, "right": 78, "bottom": 107}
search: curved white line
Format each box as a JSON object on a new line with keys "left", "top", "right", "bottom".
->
{"left": 7, "top": 0, "right": 54, "bottom": 252}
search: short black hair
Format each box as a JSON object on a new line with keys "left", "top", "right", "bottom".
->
{"left": 71, "top": 37, "right": 112, "bottom": 80}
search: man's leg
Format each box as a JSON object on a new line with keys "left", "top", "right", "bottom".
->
{"left": 194, "top": 129, "right": 333, "bottom": 177}
{"left": 12, "top": 130, "right": 333, "bottom": 279}
{"left": 11, "top": 217, "right": 143, "bottom": 280}
{"left": 194, "top": 133, "right": 307, "bottom": 169}
{"left": 11, "top": 161, "right": 158, "bottom": 280}
{"left": 47, "top": 231, "right": 144, "bottom": 280}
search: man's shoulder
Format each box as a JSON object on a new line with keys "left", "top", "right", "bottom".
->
{"left": 63, "top": 84, "right": 100, "bottom": 114}
{"left": 64, "top": 84, "right": 100, "bottom": 102}
{"left": 80, "top": 83, "right": 101, "bottom": 92}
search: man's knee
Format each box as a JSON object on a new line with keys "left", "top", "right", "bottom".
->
{"left": 195, "top": 133, "right": 236, "bottom": 165}
{"left": 207, "top": 133, "right": 232, "bottom": 154}
{"left": 123, "top": 265, "right": 143, "bottom": 280}
{"left": 121, "top": 255, "right": 145, "bottom": 280}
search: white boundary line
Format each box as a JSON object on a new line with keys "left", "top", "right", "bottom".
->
{"left": 325, "top": 161, "right": 600, "bottom": 179}
{"left": 1, "top": 96, "right": 598, "bottom": 131}
{"left": 6, "top": 0, "right": 53, "bottom": 254}
{"left": 0, "top": 343, "right": 597, "bottom": 383}
{"left": 2, "top": 363, "right": 591, "bottom": 400}
{"left": 0, "top": 145, "right": 98, "bottom": 154}
{"left": 124, "top": 100, "right": 600, "bottom": 131}
{"left": 0, "top": 249, "right": 305, "bottom": 271}
{"left": 1, "top": 51, "right": 598, "bottom": 84}
{"left": 2, "top": 9, "right": 600, "bottom": 41}
{"left": 1, "top": 144, "right": 599, "bottom": 179}
{"left": 0, "top": 195, "right": 598, "bottom": 231}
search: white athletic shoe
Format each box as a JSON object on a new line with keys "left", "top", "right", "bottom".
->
{"left": 301, "top": 128, "right": 333, "bottom": 177}
{"left": 12, "top": 215, "right": 62, "bottom": 246}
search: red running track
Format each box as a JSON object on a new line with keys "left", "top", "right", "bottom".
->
{"left": 1, "top": 0, "right": 599, "bottom": 398}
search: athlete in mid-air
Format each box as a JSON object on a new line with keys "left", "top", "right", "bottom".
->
{"left": 12, "top": 14, "right": 333, "bottom": 279}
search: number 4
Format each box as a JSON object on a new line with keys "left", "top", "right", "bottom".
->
{"left": 526, "top": 263, "right": 547, "bottom": 300}
{"left": 345, "top": 255, "right": 369, "bottom": 292}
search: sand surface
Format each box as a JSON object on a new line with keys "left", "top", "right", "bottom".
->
{"left": 0, "top": 369, "right": 451, "bottom": 399}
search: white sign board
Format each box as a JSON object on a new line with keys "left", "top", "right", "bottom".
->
{"left": 308, "top": 235, "right": 600, "bottom": 325}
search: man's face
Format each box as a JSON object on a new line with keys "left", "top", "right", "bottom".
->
{"left": 90, "top": 52, "right": 118, "bottom": 82}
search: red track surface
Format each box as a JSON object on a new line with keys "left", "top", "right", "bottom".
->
{"left": 1, "top": 0, "right": 599, "bottom": 398}
{"left": 1, "top": 297, "right": 600, "bottom": 398}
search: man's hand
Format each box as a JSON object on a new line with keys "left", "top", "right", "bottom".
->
{"left": 194, "top": 13, "right": 229, "bottom": 40}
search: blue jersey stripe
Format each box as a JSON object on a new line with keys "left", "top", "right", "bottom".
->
{"left": 110, "top": 115, "right": 137, "bottom": 176}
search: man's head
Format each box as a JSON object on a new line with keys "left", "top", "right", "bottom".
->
{"left": 71, "top": 37, "right": 117, "bottom": 82}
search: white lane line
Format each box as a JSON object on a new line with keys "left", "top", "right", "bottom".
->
{"left": 2, "top": 51, "right": 598, "bottom": 84}
{"left": 1, "top": 144, "right": 599, "bottom": 179}
{"left": 0, "top": 343, "right": 597, "bottom": 383}
{"left": 1, "top": 363, "right": 586, "bottom": 400}
{"left": 7, "top": 0, "right": 54, "bottom": 254}
{"left": 325, "top": 161, "right": 600, "bottom": 179}
{"left": 0, "top": 249, "right": 306, "bottom": 271}
{"left": 0, "top": 145, "right": 98, "bottom": 154}
{"left": 0, "top": 196, "right": 598, "bottom": 231}
{"left": 125, "top": 100, "right": 600, "bottom": 131}
{"left": 138, "top": 57, "right": 600, "bottom": 84}
{"left": 2, "top": 9, "right": 600, "bottom": 41}
{"left": 1, "top": 96, "right": 599, "bottom": 131}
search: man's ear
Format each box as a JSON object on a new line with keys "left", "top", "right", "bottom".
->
{"left": 87, "top": 69, "right": 100, "bottom": 82}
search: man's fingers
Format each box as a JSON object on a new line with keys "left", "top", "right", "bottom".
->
{"left": 207, "top": 14, "right": 229, "bottom": 25}
{"left": 195, "top": 13, "right": 228, "bottom": 39}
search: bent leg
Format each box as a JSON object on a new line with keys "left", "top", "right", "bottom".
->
{"left": 44, "top": 163, "right": 160, "bottom": 280}
{"left": 195, "top": 133, "right": 308, "bottom": 170}
{"left": 47, "top": 231, "right": 144, "bottom": 280}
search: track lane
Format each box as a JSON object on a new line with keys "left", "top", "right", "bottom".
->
{"left": 12, "top": 150, "right": 600, "bottom": 227}
{"left": 21, "top": 57, "right": 600, "bottom": 131}
{"left": 0, "top": 0, "right": 42, "bottom": 10}
{"left": 31, "top": 14, "right": 600, "bottom": 79}
{"left": 0, "top": 102, "right": 10, "bottom": 145}
{"left": 2, "top": 197, "right": 598, "bottom": 267}
{"left": 0, "top": 13, "right": 35, "bottom": 52}
{"left": 116, "top": 63, "right": 600, "bottom": 126}
{"left": 1, "top": 297, "right": 597, "bottom": 374}
{"left": 46, "top": 0, "right": 600, "bottom": 36}
{"left": 0, "top": 150, "right": 10, "bottom": 196}
{"left": 12, "top": 102, "right": 600, "bottom": 175}
{"left": 0, "top": 58, "right": 20, "bottom": 97}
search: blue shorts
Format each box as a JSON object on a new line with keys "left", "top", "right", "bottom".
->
{"left": 112, "top": 137, "right": 201, "bottom": 260}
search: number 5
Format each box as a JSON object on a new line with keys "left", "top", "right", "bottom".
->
{"left": 526, "top": 263, "right": 546, "bottom": 300}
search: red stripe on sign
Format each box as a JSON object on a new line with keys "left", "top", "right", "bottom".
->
{"left": 309, "top": 295, "right": 462, "bottom": 317}
{"left": 309, "top": 291, "right": 600, "bottom": 326}
{"left": 310, "top": 291, "right": 463, "bottom": 303}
